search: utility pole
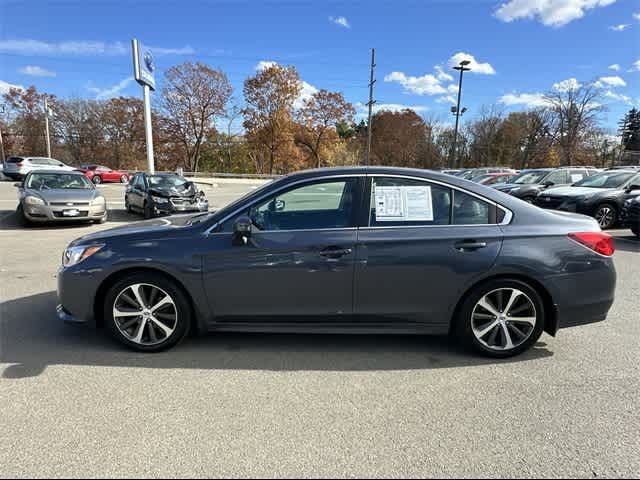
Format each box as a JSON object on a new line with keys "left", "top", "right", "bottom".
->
{"left": 44, "top": 97, "right": 52, "bottom": 158}
{"left": 0, "top": 104, "right": 5, "bottom": 163}
{"left": 365, "top": 48, "right": 376, "bottom": 166}
{"left": 449, "top": 60, "right": 471, "bottom": 169}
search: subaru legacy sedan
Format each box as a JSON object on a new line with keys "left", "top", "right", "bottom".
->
{"left": 57, "top": 167, "right": 616, "bottom": 358}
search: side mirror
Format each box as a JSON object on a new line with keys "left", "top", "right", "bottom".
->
{"left": 542, "top": 181, "right": 555, "bottom": 188}
{"left": 233, "top": 216, "right": 252, "bottom": 246}
{"left": 627, "top": 184, "right": 640, "bottom": 193}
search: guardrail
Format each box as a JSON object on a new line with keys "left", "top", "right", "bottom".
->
{"left": 156, "top": 171, "right": 282, "bottom": 180}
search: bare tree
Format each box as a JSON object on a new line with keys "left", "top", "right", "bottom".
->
{"left": 162, "top": 62, "right": 232, "bottom": 172}
{"left": 545, "top": 82, "right": 604, "bottom": 166}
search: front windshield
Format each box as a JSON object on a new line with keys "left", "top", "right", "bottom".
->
{"left": 148, "top": 175, "right": 190, "bottom": 189}
{"left": 512, "top": 170, "right": 551, "bottom": 184}
{"left": 573, "top": 172, "right": 636, "bottom": 189}
{"left": 26, "top": 173, "right": 94, "bottom": 190}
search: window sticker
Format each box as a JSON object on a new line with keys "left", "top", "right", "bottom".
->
{"left": 374, "top": 185, "right": 434, "bottom": 222}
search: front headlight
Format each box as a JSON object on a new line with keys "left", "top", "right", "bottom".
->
{"left": 24, "top": 195, "right": 45, "bottom": 205}
{"left": 151, "top": 195, "right": 169, "bottom": 203}
{"left": 91, "top": 196, "right": 106, "bottom": 206}
{"left": 62, "top": 244, "right": 105, "bottom": 267}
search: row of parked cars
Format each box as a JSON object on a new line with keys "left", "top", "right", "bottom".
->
{"left": 7, "top": 162, "right": 209, "bottom": 226}
{"left": 444, "top": 166, "right": 640, "bottom": 235}
{"left": 3, "top": 156, "right": 132, "bottom": 184}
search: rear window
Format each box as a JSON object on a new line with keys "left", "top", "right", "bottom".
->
{"left": 7, "top": 157, "right": 24, "bottom": 163}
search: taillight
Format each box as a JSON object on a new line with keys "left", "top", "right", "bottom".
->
{"left": 569, "top": 232, "right": 615, "bottom": 256}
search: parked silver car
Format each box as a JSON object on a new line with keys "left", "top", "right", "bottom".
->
{"left": 16, "top": 170, "right": 107, "bottom": 225}
{"left": 3, "top": 156, "right": 75, "bottom": 180}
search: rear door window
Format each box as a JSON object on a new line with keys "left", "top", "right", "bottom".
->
{"left": 452, "top": 191, "right": 492, "bottom": 225}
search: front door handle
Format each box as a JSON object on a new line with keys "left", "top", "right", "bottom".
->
{"left": 320, "top": 247, "right": 353, "bottom": 258}
{"left": 455, "top": 240, "right": 488, "bottom": 252}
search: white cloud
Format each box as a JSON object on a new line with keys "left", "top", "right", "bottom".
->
{"left": 608, "top": 64, "right": 621, "bottom": 71}
{"left": 434, "top": 66, "right": 454, "bottom": 82}
{"left": 603, "top": 90, "right": 632, "bottom": 104}
{"left": 255, "top": 60, "right": 278, "bottom": 71}
{"left": 384, "top": 71, "right": 447, "bottom": 95}
{"left": 88, "top": 77, "right": 135, "bottom": 100}
{"left": 634, "top": 12, "right": 640, "bottom": 21}
{"left": 356, "top": 102, "right": 428, "bottom": 115}
{"left": 609, "top": 24, "right": 630, "bottom": 31}
{"left": 294, "top": 81, "right": 319, "bottom": 109}
{"left": 435, "top": 96, "right": 458, "bottom": 104}
{"left": 499, "top": 92, "right": 550, "bottom": 108}
{"left": 329, "top": 16, "right": 351, "bottom": 28}
{"left": 18, "top": 65, "right": 56, "bottom": 77}
{"left": 553, "top": 78, "right": 582, "bottom": 92}
{"left": 633, "top": 60, "right": 640, "bottom": 71}
{"left": 495, "top": 0, "right": 617, "bottom": 27}
{"left": 595, "top": 76, "right": 626, "bottom": 88}
{"left": 0, "top": 80, "right": 24, "bottom": 94}
{"left": 448, "top": 52, "right": 496, "bottom": 75}
{"left": 0, "top": 39, "right": 193, "bottom": 56}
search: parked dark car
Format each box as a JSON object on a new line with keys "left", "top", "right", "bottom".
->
{"left": 57, "top": 167, "right": 616, "bottom": 358}
{"left": 620, "top": 195, "right": 640, "bottom": 237}
{"left": 535, "top": 170, "right": 640, "bottom": 229}
{"left": 493, "top": 168, "right": 594, "bottom": 203}
{"left": 125, "top": 172, "right": 209, "bottom": 219}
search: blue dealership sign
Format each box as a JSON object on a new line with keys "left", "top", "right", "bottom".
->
{"left": 132, "top": 39, "right": 156, "bottom": 91}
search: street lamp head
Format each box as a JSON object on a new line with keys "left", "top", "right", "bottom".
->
{"left": 460, "top": 60, "right": 471, "bottom": 67}
{"left": 461, "top": 107, "right": 468, "bottom": 114}
{"left": 451, "top": 106, "right": 458, "bottom": 113}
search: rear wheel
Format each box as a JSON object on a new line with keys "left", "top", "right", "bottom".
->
{"left": 594, "top": 203, "right": 617, "bottom": 230}
{"left": 120, "top": 174, "right": 129, "bottom": 183}
{"left": 455, "top": 279, "right": 545, "bottom": 358}
{"left": 522, "top": 196, "right": 535, "bottom": 204}
{"left": 104, "top": 273, "right": 191, "bottom": 352}
{"left": 92, "top": 176, "right": 102, "bottom": 185}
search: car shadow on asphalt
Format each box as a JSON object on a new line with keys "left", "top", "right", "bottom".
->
{"left": 0, "top": 291, "right": 554, "bottom": 379}
{"left": 0, "top": 208, "right": 143, "bottom": 231}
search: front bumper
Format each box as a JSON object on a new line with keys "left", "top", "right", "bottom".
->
{"left": 23, "top": 203, "right": 107, "bottom": 222}
{"left": 57, "top": 264, "right": 105, "bottom": 327}
{"left": 153, "top": 199, "right": 209, "bottom": 216}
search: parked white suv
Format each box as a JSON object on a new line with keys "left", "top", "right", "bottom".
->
{"left": 3, "top": 157, "right": 75, "bottom": 180}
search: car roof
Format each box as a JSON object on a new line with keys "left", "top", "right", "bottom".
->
{"left": 25, "top": 169, "right": 84, "bottom": 175}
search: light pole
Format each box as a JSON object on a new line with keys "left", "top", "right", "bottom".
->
{"left": 43, "top": 97, "right": 52, "bottom": 158}
{"left": 449, "top": 60, "right": 471, "bottom": 169}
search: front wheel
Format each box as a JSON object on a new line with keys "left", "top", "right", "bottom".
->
{"left": 594, "top": 204, "right": 617, "bottom": 230}
{"left": 632, "top": 227, "right": 639, "bottom": 238}
{"left": 104, "top": 273, "right": 191, "bottom": 352}
{"left": 92, "top": 176, "right": 102, "bottom": 185}
{"left": 143, "top": 201, "right": 154, "bottom": 219}
{"left": 455, "top": 279, "right": 545, "bottom": 358}
{"left": 16, "top": 204, "right": 32, "bottom": 227}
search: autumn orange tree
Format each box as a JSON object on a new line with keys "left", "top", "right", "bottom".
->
{"left": 2, "top": 86, "right": 50, "bottom": 157}
{"left": 370, "top": 109, "right": 431, "bottom": 168}
{"left": 243, "top": 64, "right": 301, "bottom": 174}
{"left": 295, "top": 89, "right": 355, "bottom": 168}
{"left": 161, "top": 62, "right": 232, "bottom": 172}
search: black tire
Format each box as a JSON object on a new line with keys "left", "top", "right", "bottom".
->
{"left": 522, "top": 196, "right": 536, "bottom": 204}
{"left": 143, "top": 201, "right": 154, "bottom": 219}
{"left": 92, "top": 176, "right": 102, "bottom": 185}
{"left": 125, "top": 196, "right": 133, "bottom": 213}
{"left": 594, "top": 203, "right": 617, "bottom": 230}
{"left": 454, "top": 279, "right": 545, "bottom": 358}
{"left": 632, "top": 227, "right": 640, "bottom": 238}
{"left": 16, "top": 204, "right": 32, "bottom": 227}
{"left": 104, "top": 272, "right": 191, "bottom": 352}
{"left": 120, "top": 175, "right": 129, "bottom": 184}
{"left": 95, "top": 212, "right": 108, "bottom": 224}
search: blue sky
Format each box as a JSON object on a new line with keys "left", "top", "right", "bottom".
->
{"left": 1, "top": 0, "right": 638, "bottom": 133}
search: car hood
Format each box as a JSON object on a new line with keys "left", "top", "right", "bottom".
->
{"left": 26, "top": 188, "right": 100, "bottom": 203}
{"left": 149, "top": 182, "right": 198, "bottom": 198}
{"left": 539, "top": 186, "right": 611, "bottom": 197}
{"left": 72, "top": 214, "right": 198, "bottom": 245}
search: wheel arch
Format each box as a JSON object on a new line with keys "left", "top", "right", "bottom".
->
{"left": 449, "top": 273, "right": 558, "bottom": 337}
{"left": 93, "top": 267, "right": 201, "bottom": 334}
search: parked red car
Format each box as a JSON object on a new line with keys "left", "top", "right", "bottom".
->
{"left": 78, "top": 165, "right": 131, "bottom": 184}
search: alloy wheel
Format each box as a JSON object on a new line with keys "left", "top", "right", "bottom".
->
{"left": 121, "top": 175, "right": 129, "bottom": 183}
{"left": 471, "top": 288, "right": 537, "bottom": 351}
{"left": 595, "top": 206, "right": 615, "bottom": 229}
{"left": 113, "top": 283, "right": 178, "bottom": 346}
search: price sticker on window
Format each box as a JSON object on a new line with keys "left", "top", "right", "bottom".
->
{"left": 375, "top": 185, "right": 434, "bottom": 222}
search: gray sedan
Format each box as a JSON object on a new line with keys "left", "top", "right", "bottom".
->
{"left": 16, "top": 170, "right": 108, "bottom": 225}
{"left": 57, "top": 166, "right": 616, "bottom": 358}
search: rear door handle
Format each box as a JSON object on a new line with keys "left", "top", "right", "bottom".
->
{"left": 455, "top": 240, "right": 488, "bottom": 252}
{"left": 320, "top": 247, "right": 353, "bottom": 258}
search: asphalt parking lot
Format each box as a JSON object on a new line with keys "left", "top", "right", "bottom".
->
{"left": 0, "top": 180, "right": 638, "bottom": 478}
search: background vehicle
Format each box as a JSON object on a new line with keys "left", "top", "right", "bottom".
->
{"left": 535, "top": 170, "right": 640, "bottom": 229}
{"left": 471, "top": 172, "right": 517, "bottom": 185}
{"left": 456, "top": 167, "right": 515, "bottom": 180}
{"left": 125, "top": 172, "right": 209, "bottom": 219}
{"left": 493, "top": 168, "right": 593, "bottom": 203}
{"left": 3, "top": 156, "right": 75, "bottom": 180}
{"left": 16, "top": 170, "right": 107, "bottom": 225}
{"left": 620, "top": 195, "right": 640, "bottom": 237}
{"left": 58, "top": 167, "right": 616, "bottom": 358}
{"left": 79, "top": 165, "right": 131, "bottom": 184}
